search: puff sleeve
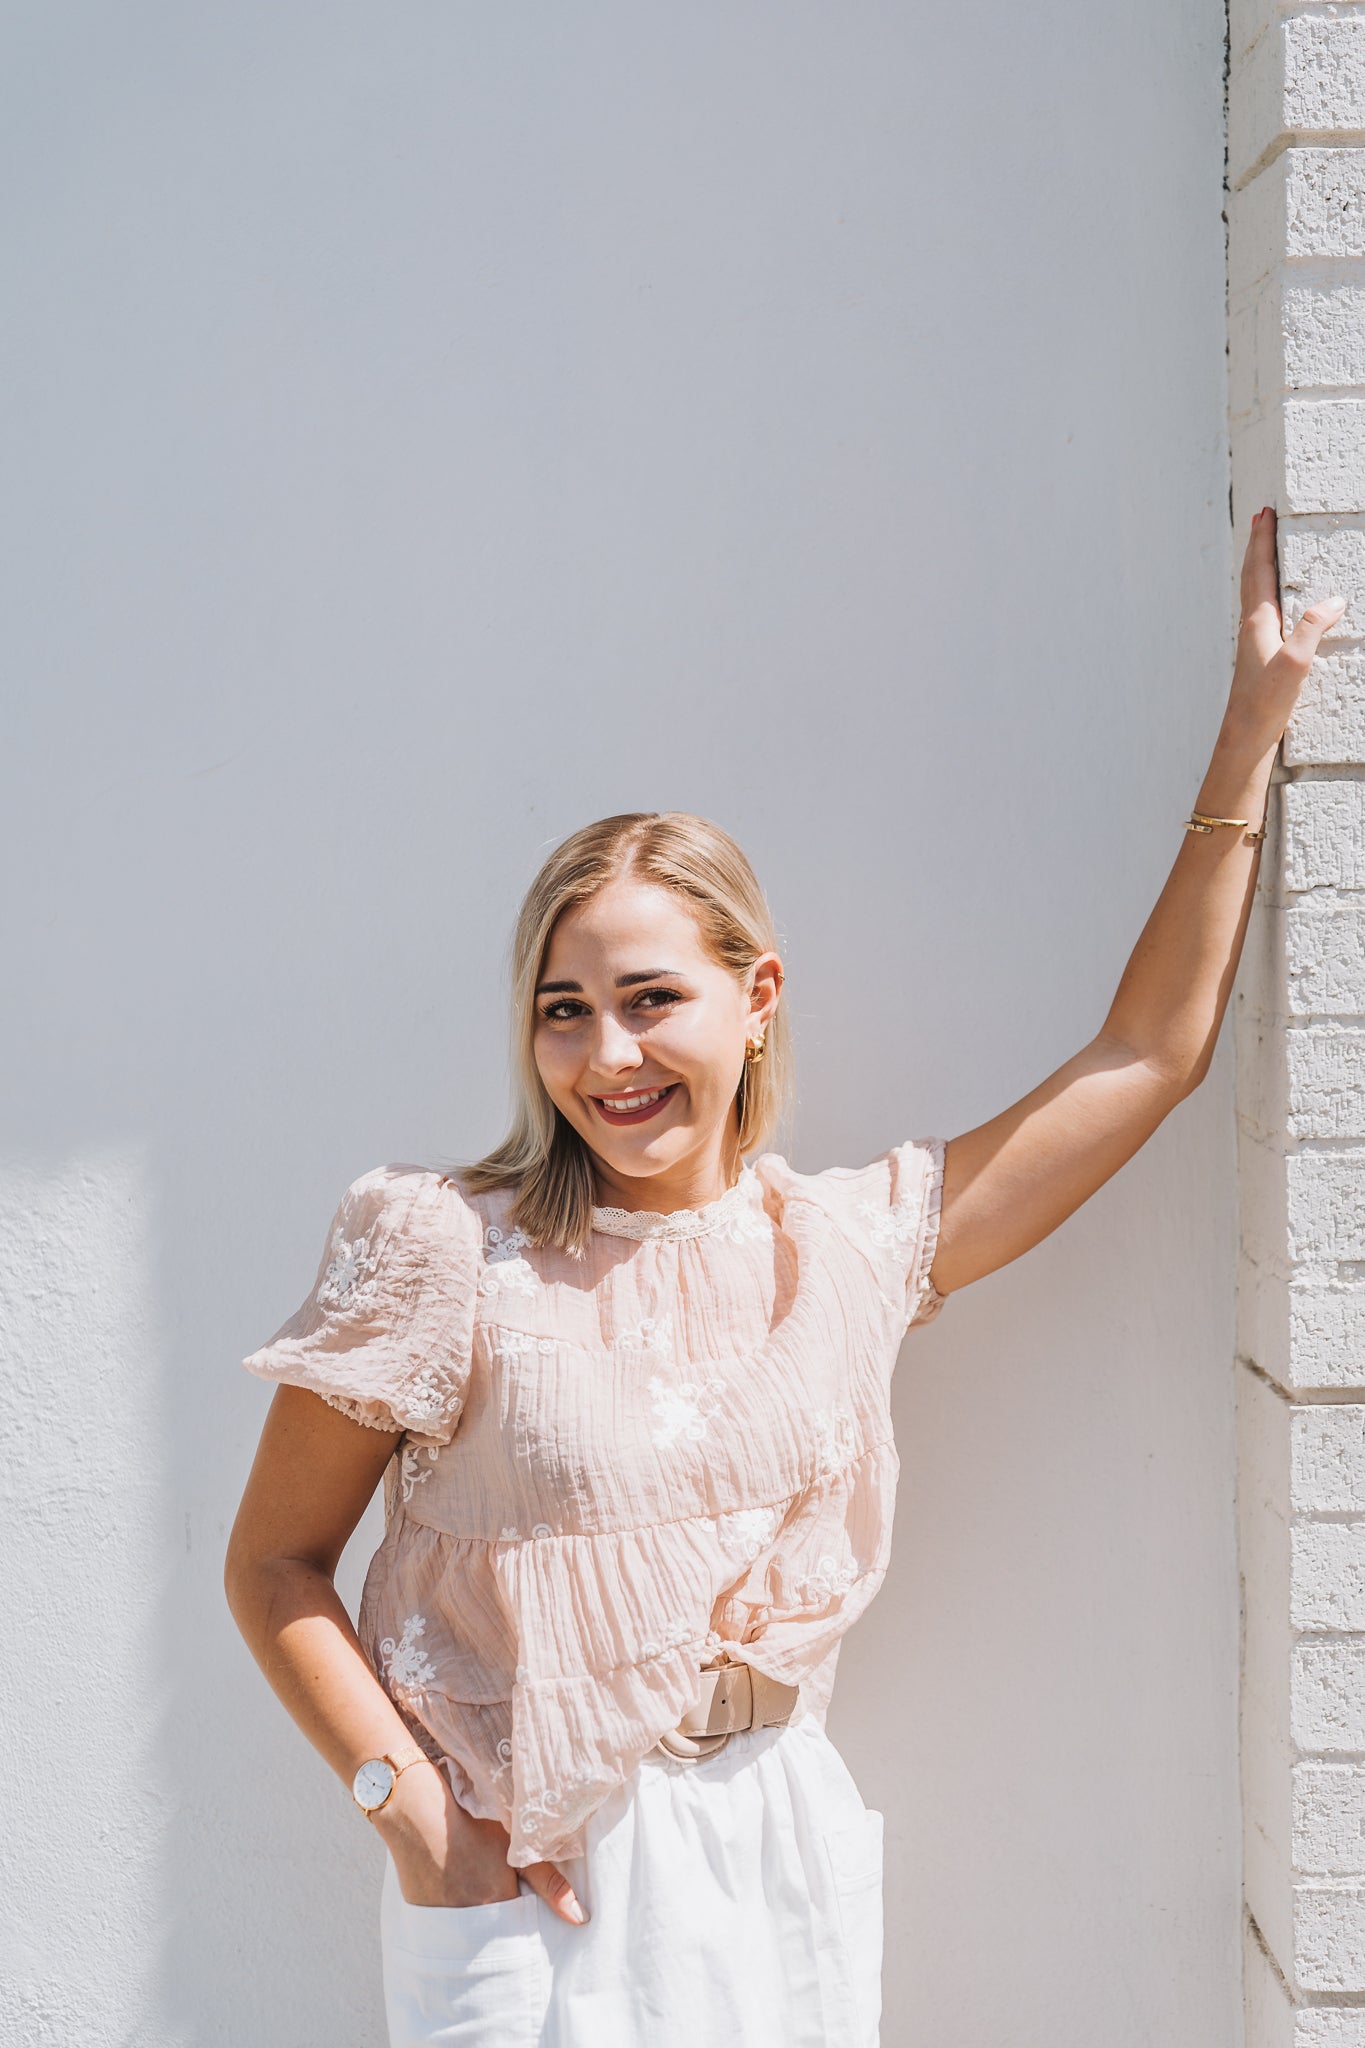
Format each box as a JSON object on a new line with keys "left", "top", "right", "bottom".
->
{"left": 241, "top": 1164, "right": 478, "bottom": 1443}
{"left": 820, "top": 1134, "right": 949, "bottom": 1333}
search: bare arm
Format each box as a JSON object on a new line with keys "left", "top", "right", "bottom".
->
{"left": 224, "top": 1385, "right": 586, "bottom": 1922}
{"left": 930, "top": 507, "right": 1345, "bottom": 1299}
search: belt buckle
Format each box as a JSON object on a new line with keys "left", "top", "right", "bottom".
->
{"left": 652, "top": 1657, "right": 750, "bottom": 1763}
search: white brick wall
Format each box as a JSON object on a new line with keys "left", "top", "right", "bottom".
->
{"left": 1231, "top": 7, "right": 1365, "bottom": 2036}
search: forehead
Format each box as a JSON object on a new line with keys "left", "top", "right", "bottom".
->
{"left": 542, "top": 880, "right": 714, "bottom": 972}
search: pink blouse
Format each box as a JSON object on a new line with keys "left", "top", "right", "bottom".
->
{"left": 241, "top": 1138, "right": 948, "bottom": 1868}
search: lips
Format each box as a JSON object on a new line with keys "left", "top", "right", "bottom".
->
{"left": 591, "top": 1083, "right": 680, "bottom": 1127}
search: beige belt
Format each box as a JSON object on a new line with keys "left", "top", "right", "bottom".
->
{"left": 650, "top": 1659, "right": 801, "bottom": 1762}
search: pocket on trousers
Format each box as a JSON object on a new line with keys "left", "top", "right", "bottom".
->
{"left": 820, "top": 1809, "right": 885, "bottom": 2048}
{"left": 381, "top": 1858, "right": 543, "bottom": 1968}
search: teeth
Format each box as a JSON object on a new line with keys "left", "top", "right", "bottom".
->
{"left": 601, "top": 1088, "right": 669, "bottom": 1111}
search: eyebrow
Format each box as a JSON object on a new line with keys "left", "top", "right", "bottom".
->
{"left": 533, "top": 970, "right": 685, "bottom": 996}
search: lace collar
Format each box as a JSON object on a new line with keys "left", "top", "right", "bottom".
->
{"left": 590, "top": 1164, "right": 762, "bottom": 1242}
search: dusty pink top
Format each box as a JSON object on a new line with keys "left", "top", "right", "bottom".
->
{"left": 241, "top": 1138, "right": 948, "bottom": 1867}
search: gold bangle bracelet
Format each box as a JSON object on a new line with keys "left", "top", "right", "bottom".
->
{"left": 1184, "top": 807, "right": 1268, "bottom": 843}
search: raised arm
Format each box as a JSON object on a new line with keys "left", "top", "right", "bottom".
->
{"left": 929, "top": 507, "right": 1345, "bottom": 1300}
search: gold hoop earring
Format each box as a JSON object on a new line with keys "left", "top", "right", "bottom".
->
{"left": 744, "top": 1036, "right": 766, "bottom": 1066}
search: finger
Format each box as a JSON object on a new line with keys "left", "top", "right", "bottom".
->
{"left": 1276, "top": 592, "right": 1347, "bottom": 671}
{"left": 1240, "top": 506, "right": 1281, "bottom": 627}
{"left": 524, "top": 1858, "right": 589, "bottom": 1925}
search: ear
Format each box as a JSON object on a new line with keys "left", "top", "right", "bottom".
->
{"left": 747, "top": 952, "right": 784, "bottom": 1035}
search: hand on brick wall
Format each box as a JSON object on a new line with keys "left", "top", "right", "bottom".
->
{"left": 1232, "top": 507, "right": 1345, "bottom": 748}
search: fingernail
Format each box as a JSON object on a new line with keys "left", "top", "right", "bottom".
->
{"left": 563, "top": 1895, "right": 588, "bottom": 1924}
{"left": 1327, "top": 593, "right": 1347, "bottom": 610}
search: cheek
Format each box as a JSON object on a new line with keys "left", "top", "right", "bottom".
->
{"left": 532, "top": 1033, "right": 575, "bottom": 1097}
{"left": 656, "top": 1020, "right": 740, "bottom": 1091}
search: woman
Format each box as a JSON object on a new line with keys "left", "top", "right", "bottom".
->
{"left": 226, "top": 510, "right": 1341, "bottom": 2047}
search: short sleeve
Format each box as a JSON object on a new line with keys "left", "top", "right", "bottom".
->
{"left": 240, "top": 1164, "right": 478, "bottom": 1443}
{"left": 818, "top": 1134, "right": 949, "bottom": 1333}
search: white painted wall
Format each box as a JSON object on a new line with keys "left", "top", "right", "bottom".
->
{"left": 0, "top": 4, "right": 1236, "bottom": 2043}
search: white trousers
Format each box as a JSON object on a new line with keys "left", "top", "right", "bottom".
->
{"left": 379, "top": 1712, "right": 884, "bottom": 2047}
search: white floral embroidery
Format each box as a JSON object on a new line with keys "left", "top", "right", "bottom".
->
{"left": 711, "top": 1200, "right": 770, "bottom": 1247}
{"left": 400, "top": 1363, "right": 459, "bottom": 1428}
{"left": 648, "top": 1373, "right": 725, "bottom": 1449}
{"left": 715, "top": 1503, "right": 782, "bottom": 1567}
{"left": 812, "top": 1403, "right": 857, "bottom": 1474}
{"left": 613, "top": 1312, "right": 675, "bottom": 1364}
{"left": 380, "top": 1613, "right": 437, "bottom": 1692}
{"left": 531, "top": 1522, "right": 554, "bottom": 1538}
{"left": 494, "top": 1736, "right": 514, "bottom": 1772}
{"left": 517, "top": 1769, "right": 609, "bottom": 1848}
{"left": 499, "top": 1525, "right": 522, "bottom": 1541}
{"left": 318, "top": 1227, "right": 382, "bottom": 1312}
{"left": 857, "top": 1194, "right": 920, "bottom": 1252}
{"left": 638, "top": 1617, "right": 705, "bottom": 1661}
{"left": 793, "top": 1551, "right": 862, "bottom": 1604}
{"left": 490, "top": 1326, "right": 556, "bottom": 1367}
{"left": 478, "top": 1223, "right": 538, "bottom": 1300}
{"left": 398, "top": 1442, "right": 439, "bottom": 1503}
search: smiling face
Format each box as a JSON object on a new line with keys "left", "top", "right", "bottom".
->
{"left": 532, "top": 877, "right": 783, "bottom": 1212}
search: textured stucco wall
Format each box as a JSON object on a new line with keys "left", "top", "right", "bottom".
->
{"left": 1230, "top": 4, "right": 1365, "bottom": 2040}
{"left": 1, "top": 4, "right": 1235, "bottom": 2043}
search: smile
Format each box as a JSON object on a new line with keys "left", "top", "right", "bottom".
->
{"left": 591, "top": 1084, "right": 679, "bottom": 1126}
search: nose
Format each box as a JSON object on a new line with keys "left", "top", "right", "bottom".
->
{"left": 590, "top": 1009, "right": 644, "bottom": 1078}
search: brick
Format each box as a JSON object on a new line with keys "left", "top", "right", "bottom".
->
{"left": 1286, "top": 398, "right": 1365, "bottom": 511}
{"left": 1290, "top": 1026, "right": 1365, "bottom": 1136}
{"left": 1279, "top": 524, "right": 1365, "bottom": 643}
{"left": 1284, "top": 648, "right": 1365, "bottom": 766}
{"left": 1283, "top": 780, "right": 1365, "bottom": 890}
{"left": 1284, "top": 898, "right": 1365, "bottom": 1013}
{"left": 1295, "top": 1880, "right": 1365, "bottom": 1991}
{"left": 1288, "top": 1285, "right": 1365, "bottom": 1390}
{"left": 1294, "top": 1407, "right": 1365, "bottom": 1511}
{"left": 1244, "top": 1275, "right": 1365, "bottom": 1396}
{"left": 1285, "top": 281, "right": 1365, "bottom": 392}
{"left": 1295, "top": 1760, "right": 1365, "bottom": 1873}
{"left": 1292, "top": 1520, "right": 1365, "bottom": 1629}
{"left": 1288, "top": 150, "right": 1365, "bottom": 258}
{"left": 1297, "top": 2012, "right": 1365, "bottom": 2047}
{"left": 1286, "top": 1023, "right": 1365, "bottom": 1137}
{"left": 1292, "top": 1638, "right": 1365, "bottom": 1749}
{"left": 1232, "top": 1, "right": 1365, "bottom": 71}
{"left": 1287, "top": 1146, "right": 1365, "bottom": 1262}
{"left": 1229, "top": 152, "right": 1365, "bottom": 289}
{"left": 1232, "top": 18, "right": 1365, "bottom": 189}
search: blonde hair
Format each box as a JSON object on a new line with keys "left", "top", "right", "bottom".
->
{"left": 459, "top": 811, "right": 792, "bottom": 1256}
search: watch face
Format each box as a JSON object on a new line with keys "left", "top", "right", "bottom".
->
{"left": 353, "top": 1758, "right": 396, "bottom": 1811}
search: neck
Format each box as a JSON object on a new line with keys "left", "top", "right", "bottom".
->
{"left": 590, "top": 1137, "right": 744, "bottom": 1216}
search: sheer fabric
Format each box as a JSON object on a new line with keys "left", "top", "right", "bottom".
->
{"left": 241, "top": 1138, "right": 947, "bottom": 1869}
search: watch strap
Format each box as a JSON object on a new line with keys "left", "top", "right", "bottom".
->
{"left": 384, "top": 1741, "right": 434, "bottom": 1776}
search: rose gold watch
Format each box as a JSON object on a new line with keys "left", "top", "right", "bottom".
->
{"left": 351, "top": 1741, "right": 433, "bottom": 1818}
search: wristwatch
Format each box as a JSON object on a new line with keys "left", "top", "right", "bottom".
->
{"left": 351, "top": 1741, "right": 433, "bottom": 1818}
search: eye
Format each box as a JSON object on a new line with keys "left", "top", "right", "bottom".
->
{"left": 538, "top": 999, "right": 588, "bottom": 1022}
{"left": 636, "top": 987, "right": 683, "bottom": 1009}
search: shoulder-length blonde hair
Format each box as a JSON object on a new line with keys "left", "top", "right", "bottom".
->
{"left": 459, "top": 811, "right": 793, "bottom": 1256}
